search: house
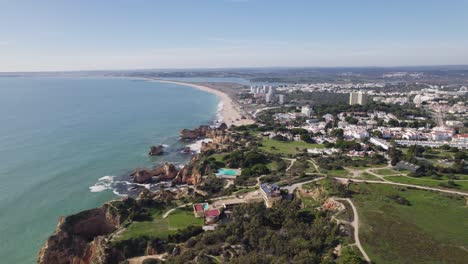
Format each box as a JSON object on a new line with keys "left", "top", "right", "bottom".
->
{"left": 204, "top": 209, "right": 222, "bottom": 225}
{"left": 394, "top": 161, "right": 421, "bottom": 173}
{"left": 193, "top": 203, "right": 208, "bottom": 218}
{"left": 260, "top": 183, "right": 282, "bottom": 208}
{"left": 452, "top": 134, "right": 468, "bottom": 144}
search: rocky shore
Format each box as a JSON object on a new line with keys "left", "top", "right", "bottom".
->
{"left": 38, "top": 122, "right": 235, "bottom": 263}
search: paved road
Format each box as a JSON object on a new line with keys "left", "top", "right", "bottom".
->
{"left": 335, "top": 177, "right": 468, "bottom": 196}
{"left": 283, "top": 177, "right": 325, "bottom": 193}
{"left": 335, "top": 198, "right": 371, "bottom": 263}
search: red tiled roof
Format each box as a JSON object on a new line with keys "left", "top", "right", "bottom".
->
{"left": 454, "top": 134, "right": 468, "bottom": 138}
{"left": 194, "top": 204, "right": 203, "bottom": 212}
{"left": 204, "top": 209, "right": 220, "bottom": 217}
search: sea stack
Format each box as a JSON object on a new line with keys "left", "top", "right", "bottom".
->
{"left": 148, "top": 145, "right": 164, "bottom": 156}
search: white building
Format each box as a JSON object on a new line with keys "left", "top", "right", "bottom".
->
{"left": 446, "top": 120, "right": 464, "bottom": 128}
{"left": 349, "top": 92, "right": 368, "bottom": 105}
{"left": 369, "top": 137, "right": 391, "bottom": 150}
{"left": 278, "top": 94, "right": 285, "bottom": 105}
{"left": 301, "top": 106, "right": 313, "bottom": 117}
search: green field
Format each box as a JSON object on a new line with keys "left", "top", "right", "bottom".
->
{"left": 373, "top": 168, "right": 400, "bottom": 176}
{"left": 358, "top": 172, "right": 383, "bottom": 181}
{"left": 325, "top": 169, "right": 349, "bottom": 177}
{"left": 260, "top": 138, "right": 323, "bottom": 155}
{"left": 209, "top": 153, "right": 227, "bottom": 162}
{"left": 385, "top": 175, "right": 468, "bottom": 192}
{"left": 350, "top": 183, "right": 468, "bottom": 264}
{"left": 116, "top": 207, "right": 203, "bottom": 241}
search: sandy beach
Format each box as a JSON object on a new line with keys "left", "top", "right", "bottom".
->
{"left": 151, "top": 80, "right": 255, "bottom": 127}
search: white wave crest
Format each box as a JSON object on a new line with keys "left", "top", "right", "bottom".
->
{"left": 187, "top": 138, "right": 213, "bottom": 153}
{"left": 89, "top": 175, "right": 115, "bottom": 192}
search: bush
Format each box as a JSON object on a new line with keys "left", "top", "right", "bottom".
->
{"left": 142, "top": 258, "right": 161, "bottom": 264}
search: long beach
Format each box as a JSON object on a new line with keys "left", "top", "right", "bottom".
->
{"left": 152, "top": 80, "right": 255, "bottom": 127}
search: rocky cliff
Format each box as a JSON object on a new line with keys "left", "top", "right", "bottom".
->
{"left": 37, "top": 198, "right": 138, "bottom": 264}
{"left": 179, "top": 123, "right": 227, "bottom": 140}
{"left": 131, "top": 162, "right": 178, "bottom": 184}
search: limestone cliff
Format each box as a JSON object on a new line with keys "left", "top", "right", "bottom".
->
{"left": 179, "top": 123, "right": 227, "bottom": 140}
{"left": 131, "top": 162, "right": 178, "bottom": 184}
{"left": 37, "top": 198, "right": 138, "bottom": 264}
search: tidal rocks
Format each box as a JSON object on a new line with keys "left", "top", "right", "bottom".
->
{"left": 148, "top": 145, "right": 164, "bottom": 156}
{"left": 131, "top": 168, "right": 153, "bottom": 184}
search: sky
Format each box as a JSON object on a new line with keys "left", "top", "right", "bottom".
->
{"left": 0, "top": 0, "right": 467, "bottom": 72}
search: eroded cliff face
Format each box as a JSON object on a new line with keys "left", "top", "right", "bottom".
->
{"left": 37, "top": 199, "right": 135, "bottom": 264}
{"left": 131, "top": 162, "right": 178, "bottom": 184}
{"left": 179, "top": 123, "right": 227, "bottom": 140}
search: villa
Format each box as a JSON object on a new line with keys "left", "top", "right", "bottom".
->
{"left": 260, "top": 183, "right": 282, "bottom": 208}
{"left": 193, "top": 203, "right": 209, "bottom": 218}
{"left": 204, "top": 209, "right": 222, "bottom": 225}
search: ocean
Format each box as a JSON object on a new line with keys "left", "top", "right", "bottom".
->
{"left": 0, "top": 76, "right": 219, "bottom": 263}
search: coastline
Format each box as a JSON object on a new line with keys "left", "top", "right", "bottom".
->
{"left": 142, "top": 78, "right": 255, "bottom": 127}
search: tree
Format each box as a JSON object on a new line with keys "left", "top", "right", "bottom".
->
{"left": 337, "top": 247, "right": 365, "bottom": 264}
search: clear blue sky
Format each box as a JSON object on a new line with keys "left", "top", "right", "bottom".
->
{"left": 1, "top": 0, "right": 467, "bottom": 71}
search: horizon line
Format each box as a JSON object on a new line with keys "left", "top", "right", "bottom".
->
{"left": 2, "top": 64, "right": 468, "bottom": 74}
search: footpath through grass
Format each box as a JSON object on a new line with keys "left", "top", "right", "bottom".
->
{"left": 350, "top": 183, "right": 468, "bottom": 264}
{"left": 385, "top": 175, "right": 468, "bottom": 192}
{"left": 116, "top": 207, "right": 203, "bottom": 241}
{"left": 260, "top": 138, "right": 323, "bottom": 155}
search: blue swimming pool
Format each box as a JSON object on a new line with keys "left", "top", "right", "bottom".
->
{"left": 216, "top": 168, "right": 239, "bottom": 176}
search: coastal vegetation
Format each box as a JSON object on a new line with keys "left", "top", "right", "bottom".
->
{"left": 164, "top": 200, "right": 345, "bottom": 263}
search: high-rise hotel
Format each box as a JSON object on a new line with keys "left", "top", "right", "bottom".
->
{"left": 349, "top": 92, "right": 368, "bottom": 105}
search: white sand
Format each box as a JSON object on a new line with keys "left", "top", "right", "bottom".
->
{"left": 153, "top": 80, "right": 255, "bottom": 127}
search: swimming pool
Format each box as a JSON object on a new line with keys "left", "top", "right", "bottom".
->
{"left": 216, "top": 168, "right": 240, "bottom": 176}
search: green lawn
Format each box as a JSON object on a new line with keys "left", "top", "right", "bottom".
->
{"left": 116, "top": 207, "right": 203, "bottom": 241}
{"left": 373, "top": 168, "right": 400, "bottom": 176}
{"left": 385, "top": 175, "right": 468, "bottom": 192}
{"left": 350, "top": 183, "right": 468, "bottom": 264}
{"left": 325, "top": 169, "right": 349, "bottom": 177}
{"left": 358, "top": 172, "right": 383, "bottom": 181}
{"left": 209, "top": 153, "right": 227, "bottom": 162}
{"left": 260, "top": 138, "right": 323, "bottom": 155}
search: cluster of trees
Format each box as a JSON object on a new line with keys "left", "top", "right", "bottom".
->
{"left": 165, "top": 200, "right": 347, "bottom": 263}
{"left": 324, "top": 139, "right": 363, "bottom": 151}
{"left": 390, "top": 145, "right": 467, "bottom": 177}
{"left": 221, "top": 150, "right": 271, "bottom": 185}
{"left": 316, "top": 154, "right": 386, "bottom": 170}
{"left": 223, "top": 150, "right": 268, "bottom": 168}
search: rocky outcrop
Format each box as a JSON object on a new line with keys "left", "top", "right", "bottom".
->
{"left": 148, "top": 145, "right": 164, "bottom": 156}
{"left": 131, "top": 168, "right": 153, "bottom": 184}
{"left": 131, "top": 162, "right": 179, "bottom": 184}
{"left": 37, "top": 199, "right": 136, "bottom": 264}
{"left": 179, "top": 123, "right": 227, "bottom": 140}
{"left": 172, "top": 156, "right": 204, "bottom": 185}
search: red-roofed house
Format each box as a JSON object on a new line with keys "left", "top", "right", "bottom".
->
{"left": 193, "top": 203, "right": 208, "bottom": 218}
{"left": 204, "top": 209, "right": 221, "bottom": 224}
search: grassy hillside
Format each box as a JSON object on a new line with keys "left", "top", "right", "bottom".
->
{"left": 350, "top": 183, "right": 468, "bottom": 264}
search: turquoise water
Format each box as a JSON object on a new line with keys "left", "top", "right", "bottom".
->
{"left": 0, "top": 77, "right": 218, "bottom": 263}
{"left": 216, "top": 168, "right": 239, "bottom": 176}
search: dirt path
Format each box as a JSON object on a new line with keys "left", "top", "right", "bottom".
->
{"left": 335, "top": 198, "right": 371, "bottom": 263}
{"left": 162, "top": 203, "right": 192, "bottom": 218}
{"left": 283, "top": 158, "right": 296, "bottom": 172}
